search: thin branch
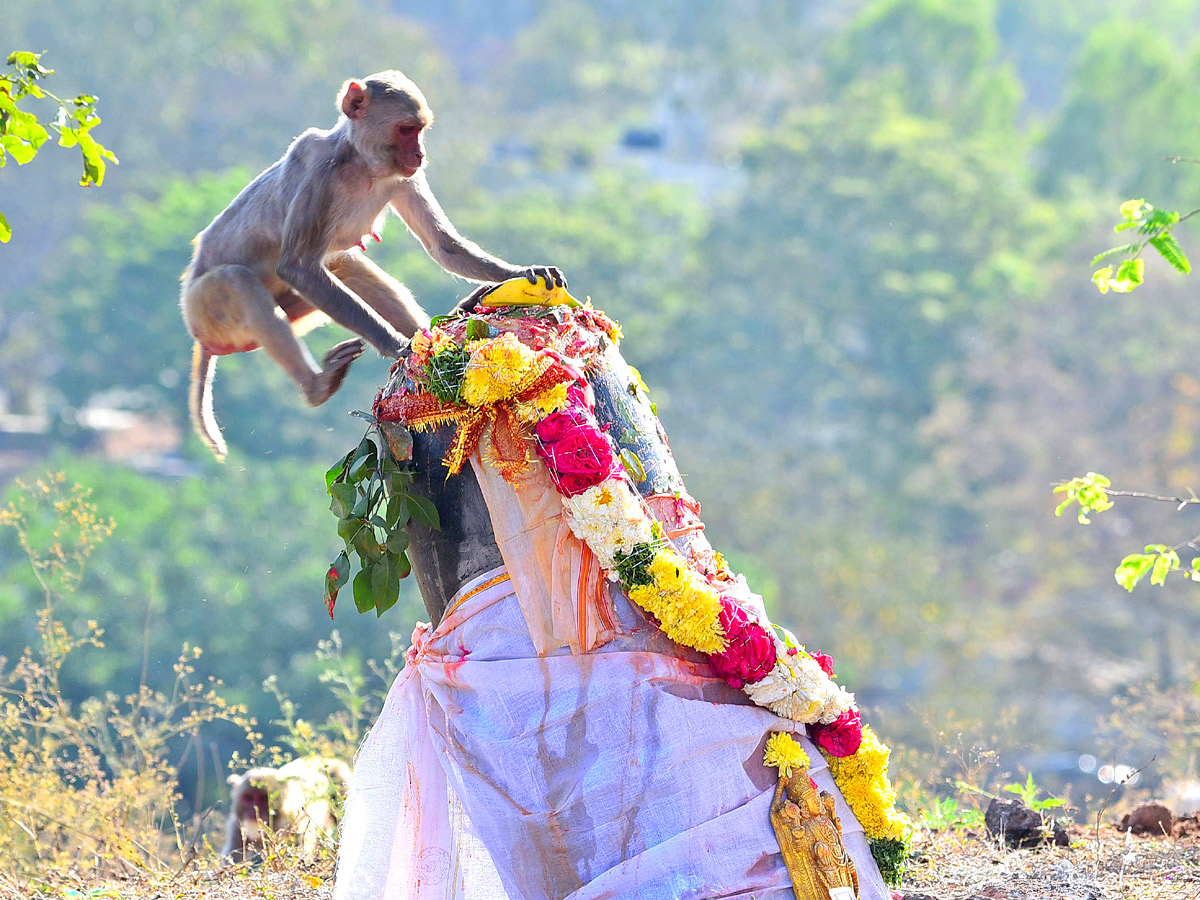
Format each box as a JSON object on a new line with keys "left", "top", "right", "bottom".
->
{"left": 1106, "top": 489, "right": 1200, "bottom": 511}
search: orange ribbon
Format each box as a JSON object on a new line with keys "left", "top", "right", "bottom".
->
{"left": 381, "top": 360, "right": 572, "bottom": 481}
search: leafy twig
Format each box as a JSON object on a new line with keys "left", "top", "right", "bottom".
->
{"left": 324, "top": 414, "right": 440, "bottom": 619}
{"left": 0, "top": 51, "right": 118, "bottom": 242}
{"left": 1091, "top": 200, "right": 1195, "bottom": 293}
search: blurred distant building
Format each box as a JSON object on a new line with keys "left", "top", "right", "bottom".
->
{"left": 0, "top": 387, "right": 192, "bottom": 485}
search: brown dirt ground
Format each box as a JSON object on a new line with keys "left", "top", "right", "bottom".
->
{"left": 3, "top": 820, "right": 1197, "bottom": 899}
{"left": 903, "top": 818, "right": 1200, "bottom": 900}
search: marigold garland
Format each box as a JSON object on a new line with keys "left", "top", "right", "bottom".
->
{"left": 379, "top": 308, "right": 910, "bottom": 884}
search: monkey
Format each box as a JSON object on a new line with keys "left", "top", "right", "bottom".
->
{"left": 180, "top": 69, "right": 566, "bottom": 460}
{"left": 222, "top": 756, "right": 352, "bottom": 863}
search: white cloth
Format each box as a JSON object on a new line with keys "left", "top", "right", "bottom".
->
{"left": 335, "top": 567, "right": 890, "bottom": 900}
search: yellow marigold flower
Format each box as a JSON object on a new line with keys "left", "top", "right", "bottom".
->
{"left": 513, "top": 382, "right": 571, "bottom": 423}
{"left": 627, "top": 583, "right": 659, "bottom": 611}
{"left": 410, "top": 331, "right": 433, "bottom": 357}
{"left": 461, "top": 332, "right": 537, "bottom": 406}
{"left": 532, "top": 382, "right": 570, "bottom": 414}
{"left": 822, "top": 725, "right": 908, "bottom": 843}
{"left": 627, "top": 577, "right": 726, "bottom": 655}
{"left": 648, "top": 550, "right": 690, "bottom": 593}
{"left": 764, "top": 731, "right": 809, "bottom": 778}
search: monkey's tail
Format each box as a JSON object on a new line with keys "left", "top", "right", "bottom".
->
{"left": 190, "top": 342, "right": 227, "bottom": 462}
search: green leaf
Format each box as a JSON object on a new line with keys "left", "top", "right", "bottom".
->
{"left": 386, "top": 529, "right": 410, "bottom": 554}
{"left": 0, "top": 133, "right": 37, "bottom": 164}
{"left": 0, "top": 212, "right": 9, "bottom": 244}
{"left": 425, "top": 345, "right": 470, "bottom": 405}
{"left": 350, "top": 489, "right": 372, "bottom": 519}
{"left": 1107, "top": 258, "right": 1144, "bottom": 293}
{"left": 352, "top": 525, "right": 382, "bottom": 562}
{"left": 1137, "top": 208, "right": 1180, "bottom": 234}
{"left": 465, "top": 317, "right": 490, "bottom": 342}
{"left": 1149, "top": 546, "right": 1180, "bottom": 586}
{"left": 353, "top": 567, "right": 375, "bottom": 614}
{"left": 7, "top": 51, "right": 44, "bottom": 70}
{"left": 372, "top": 553, "right": 402, "bottom": 615}
{"left": 1052, "top": 473, "right": 1112, "bottom": 524}
{"left": 620, "top": 448, "right": 646, "bottom": 482}
{"left": 323, "top": 551, "right": 350, "bottom": 617}
{"left": 347, "top": 437, "right": 377, "bottom": 482}
{"left": 1090, "top": 244, "right": 1139, "bottom": 267}
{"left": 372, "top": 554, "right": 390, "bottom": 602}
{"left": 328, "top": 483, "right": 356, "bottom": 518}
{"left": 1149, "top": 233, "right": 1191, "bottom": 274}
{"left": 376, "top": 584, "right": 400, "bottom": 616}
{"left": 1115, "top": 552, "right": 1157, "bottom": 591}
{"left": 326, "top": 451, "right": 352, "bottom": 488}
{"left": 337, "top": 516, "right": 364, "bottom": 544}
{"left": 1118, "top": 198, "right": 1150, "bottom": 225}
{"left": 773, "top": 624, "right": 802, "bottom": 650}
{"left": 408, "top": 493, "right": 441, "bottom": 530}
{"left": 0, "top": 104, "right": 50, "bottom": 148}
{"left": 385, "top": 494, "right": 410, "bottom": 528}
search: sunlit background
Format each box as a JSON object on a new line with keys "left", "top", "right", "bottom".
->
{"left": 3, "top": 0, "right": 1199, "bottom": 815}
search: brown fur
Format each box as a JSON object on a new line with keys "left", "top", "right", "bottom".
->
{"left": 221, "top": 756, "right": 351, "bottom": 863}
{"left": 179, "top": 70, "right": 564, "bottom": 460}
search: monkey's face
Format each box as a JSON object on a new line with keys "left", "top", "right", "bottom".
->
{"left": 237, "top": 784, "right": 273, "bottom": 842}
{"left": 393, "top": 119, "right": 426, "bottom": 178}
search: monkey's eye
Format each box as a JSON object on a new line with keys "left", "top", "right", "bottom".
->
{"left": 398, "top": 124, "right": 419, "bottom": 136}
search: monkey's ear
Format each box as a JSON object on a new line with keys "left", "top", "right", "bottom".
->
{"left": 340, "top": 80, "right": 369, "bottom": 119}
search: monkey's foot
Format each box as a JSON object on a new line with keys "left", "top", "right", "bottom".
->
{"left": 308, "top": 338, "right": 365, "bottom": 405}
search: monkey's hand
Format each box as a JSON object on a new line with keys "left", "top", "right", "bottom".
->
{"left": 521, "top": 266, "right": 566, "bottom": 289}
{"left": 454, "top": 267, "right": 569, "bottom": 314}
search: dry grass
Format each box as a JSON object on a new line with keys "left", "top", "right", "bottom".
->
{"left": 904, "top": 820, "right": 1200, "bottom": 899}
{"left": 5, "top": 476, "right": 1200, "bottom": 899}
{"left": 1, "top": 822, "right": 1195, "bottom": 899}
{"left": 0, "top": 854, "right": 337, "bottom": 900}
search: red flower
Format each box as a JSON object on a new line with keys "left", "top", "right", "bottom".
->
{"left": 709, "top": 596, "right": 777, "bottom": 688}
{"left": 534, "top": 406, "right": 587, "bottom": 443}
{"left": 534, "top": 407, "right": 622, "bottom": 496}
{"left": 567, "top": 381, "right": 594, "bottom": 411}
{"left": 809, "top": 649, "right": 835, "bottom": 678}
{"left": 810, "top": 708, "right": 862, "bottom": 758}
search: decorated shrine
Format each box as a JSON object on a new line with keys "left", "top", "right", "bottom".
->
{"left": 330, "top": 284, "right": 910, "bottom": 900}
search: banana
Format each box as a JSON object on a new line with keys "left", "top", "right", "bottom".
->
{"left": 481, "top": 275, "right": 581, "bottom": 308}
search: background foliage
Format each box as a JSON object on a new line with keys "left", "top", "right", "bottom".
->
{"left": 3, "top": 0, "right": 1200, "bottom": 815}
